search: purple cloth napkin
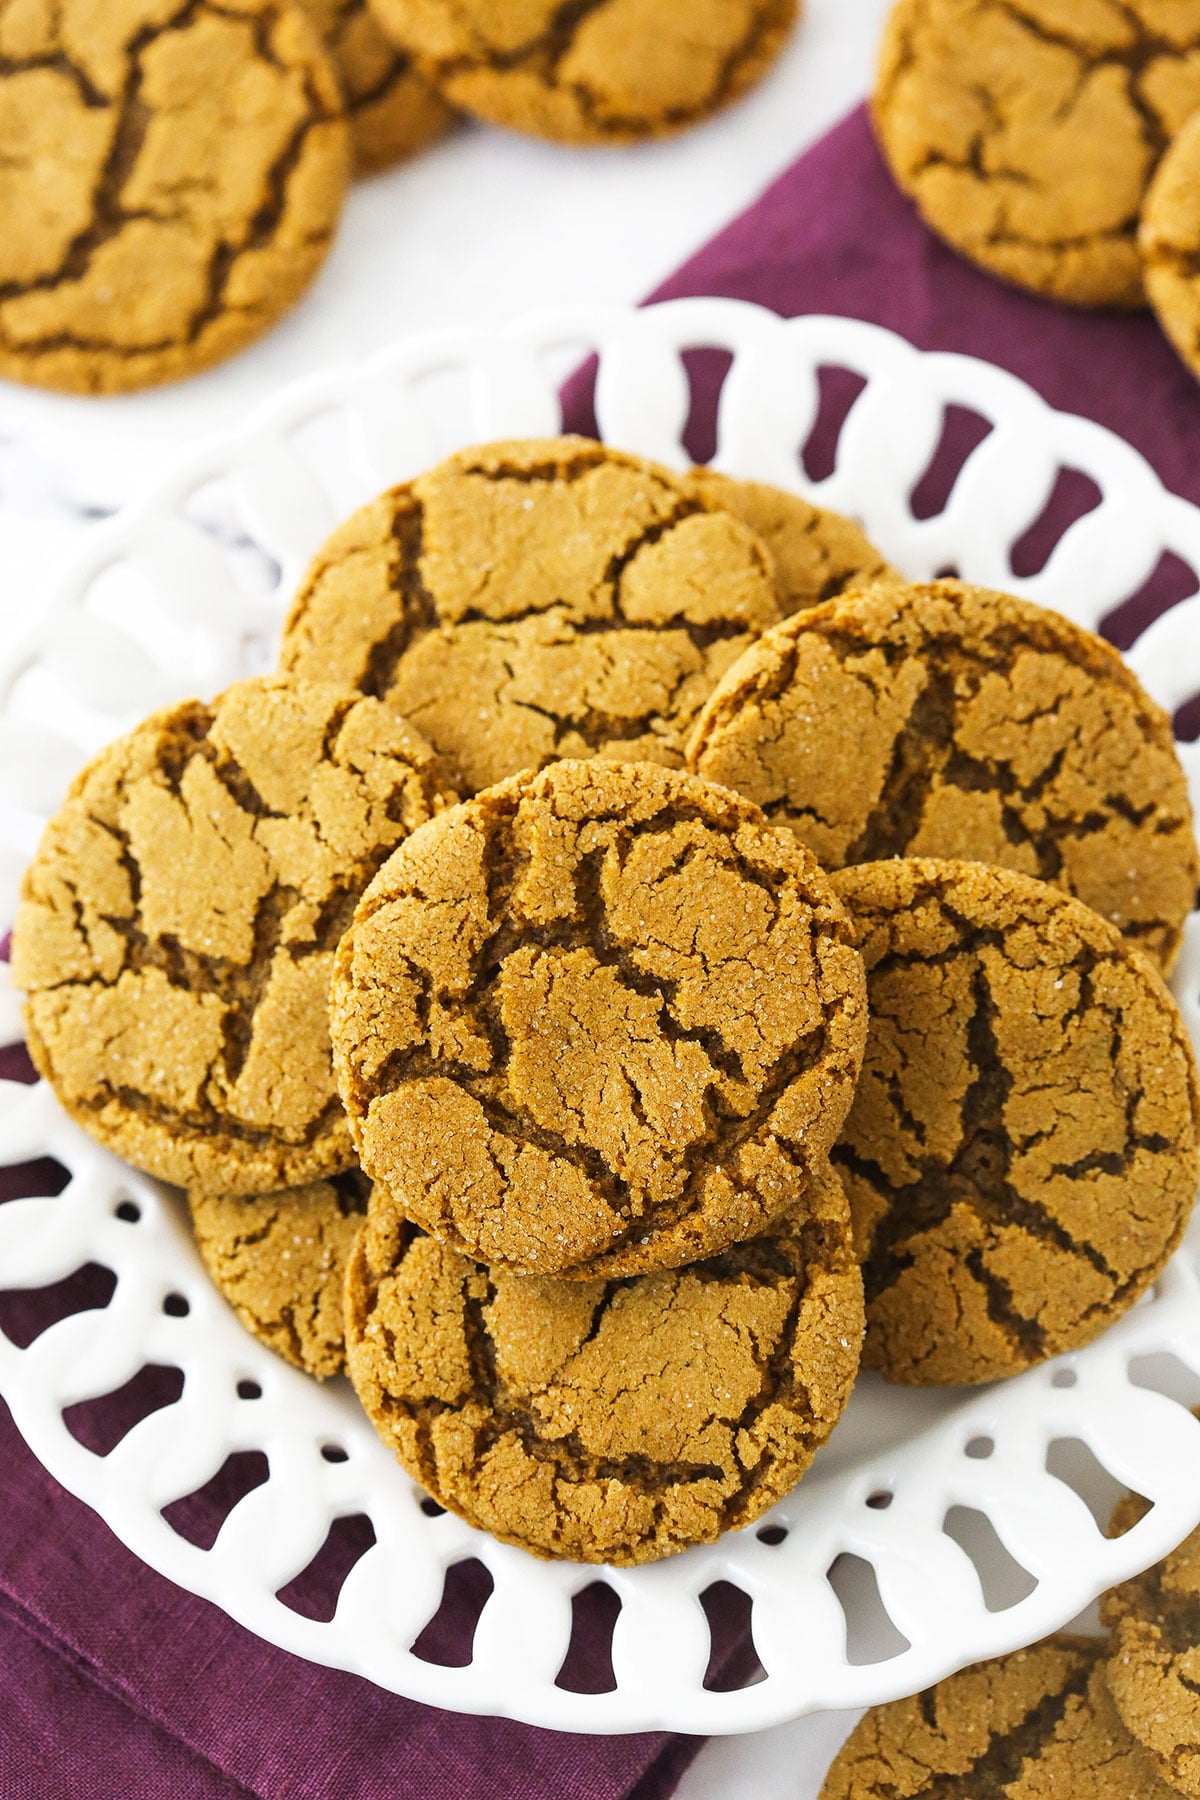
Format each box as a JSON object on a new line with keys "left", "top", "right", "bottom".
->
{"left": 4, "top": 98, "right": 1200, "bottom": 1800}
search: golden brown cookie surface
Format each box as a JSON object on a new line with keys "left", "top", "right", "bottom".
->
{"left": 873, "top": 0, "right": 1200, "bottom": 308}
{"left": 190, "top": 1169, "right": 369, "bottom": 1377}
{"left": 0, "top": 0, "right": 350, "bottom": 395}
{"left": 366, "top": 0, "right": 799, "bottom": 144}
{"left": 1140, "top": 111, "right": 1200, "bottom": 386}
{"left": 12, "top": 677, "right": 453, "bottom": 1195}
{"left": 280, "top": 436, "right": 782, "bottom": 796}
{"left": 1101, "top": 1478, "right": 1200, "bottom": 1796}
{"left": 345, "top": 1165, "right": 863, "bottom": 1564}
{"left": 687, "top": 579, "right": 1199, "bottom": 972}
{"left": 299, "top": 0, "right": 453, "bottom": 173}
{"left": 683, "top": 469, "right": 897, "bottom": 614}
{"left": 330, "top": 758, "right": 868, "bottom": 1278}
{"left": 820, "top": 1635, "right": 1178, "bottom": 1799}
{"left": 830, "top": 858, "right": 1199, "bottom": 1386}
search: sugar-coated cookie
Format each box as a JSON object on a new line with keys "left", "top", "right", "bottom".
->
{"left": 688, "top": 579, "right": 1198, "bottom": 972}
{"left": 0, "top": 0, "right": 349, "bottom": 393}
{"left": 873, "top": 0, "right": 1200, "bottom": 308}
{"left": 12, "top": 678, "right": 453, "bottom": 1194}
{"left": 1140, "top": 111, "right": 1200, "bottom": 389}
{"left": 1102, "top": 1472, "right": 1200, "bottom": 1797}
{"left": 820, "top": 1636, "right": 1178, "bottom": 1799}
{"left": 345, "top": 1163, "right": 862, "bottom": 1564}
{"left": 331, "top": 758, "right": 867, "bottom": 1279}
{"left": 280, "top": 436, "right": 782, "bottom": 796}
{"left": 366, "top": 0, "right": 799, "bottom": 144}
{"left": 830, "top": 858, "right": 1199, "bottom": 1386}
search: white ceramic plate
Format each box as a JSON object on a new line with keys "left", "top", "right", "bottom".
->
{"left": 1, "top": 299, "right": 1199, "bottom": 1735}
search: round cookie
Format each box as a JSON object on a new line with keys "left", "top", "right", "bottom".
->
{"left": 330, "top": 758, "right": 868, "bottom": 1279}
{"left": 820, "top": 1635, "right": 1178, "bottom": 1800}
{"left": 190, "top": 1168, "right": 369, "bottom": 1377}
{"left": 12, "top": 677, "right": 453, "bottom": 1195}
{"left": 0, "top": 0, "right": 350, "bottom": 395}
{"left": 683, "top": 468, "right": 897, "bottom": 613}
{"left": 300, "top": 0, "right": 454, "bottom": 174}
{"left": 687, "top": 578, "right": 1199, "bottom": 973}
{"left": 345, "top": 1165, "right": 863, "bottom": 1565}
{"left": 1101, "top": 1475, "right": 1200, "bottom": 1796}
{"left": 279, "top": 436, "right": 783, "bottom": 796}
{"left": 829, "top": 858, "right": 1200, "bottom": 1387}
{"left": 366, "top": 0, "right": 799, "bottom": 145}
{"left": 873, "top": 0, "right": 1200, "bottom": 309}
{"left": 1140, "top": 111, "right": 1200, "bottom": 387}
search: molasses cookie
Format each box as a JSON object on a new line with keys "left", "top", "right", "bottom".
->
{"left": 12, "top": 677, "right": 453, "bottom": 1195}
{"left": 829, "top": 859, "right": 1200, "bottom": 1386}
{"left": 1140, "top": 112, "right": 1200, "bottom": 389}
{"left": 301, "top": 0, "right": 454, "bottom": 174}
{"left": 873, "top": 0, "right": 1200, "bottom": 308}
{"left": 345, "top": 1163, "right": 863, "bottom": 1565}
{"left": 330, "top": 758, "right": 867, "bottom": 1279}
{"left": 190, "top": 1169, "right": 370, "bottom": 1377}
{"left": 366, "top": 0, "right": 799, "bottom": 145}
{"left": 683, "top": 468, "right": 897, "bottom": 613}
{"left": 279, "top": 436, "right": 782, "bottom": 795}
{"left": 820, "top": 1636, "right": 1177, "bottom": 1799}
{"left": 687, "top": 578, "right": 1199, "bottom": 972}
{"left": 1101, "top": 1473, "right": 1200, "bottom": 1796}
{"left": 0, "top": 0, "right": 350, "bottom": 394}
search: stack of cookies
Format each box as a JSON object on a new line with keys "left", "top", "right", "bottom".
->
{"left": 873, "top": 0, "right": 1200, "bottom": 388}
{"left": 11, "top": 433, "right": 1200, "bottom": 1569}
{"left": 821, "top": 1467, "right": 1200, "bottom": 1799}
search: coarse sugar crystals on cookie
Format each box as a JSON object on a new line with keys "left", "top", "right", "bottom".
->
{"left": 279, "top": 435, "right": 782, "bottom": 796}
{"left": 687, "top": 577, "right": 1199, "bottom": 973}
{"left": 365, "top": 0, "right": 799, "bottom": 145}
{"left": 819, "top": 1635, "right": 1178, "bottom": 1799}
{"left": 344, "top": 1161, "right": 863, "bottom": 1565}
{"left": 190, "top": 1169, "right": 370, "bottom": 1378}
{"left": 873, "top": 0, "right": 1200, "bottom": 308}
{"left": 0, "top": 0, "right": 350, "bottom": 395}
{"left": 11, "top": 676, "right": 454, "bottom": 1195}
{"left": 681, "top": 468, "right": 897, "bottom": 613}
{"left": 330, "top": 758, "right": 868, "bottom": 1279}
{"left": 1101, "top": 1469, "right": 1200, "bottom": 1797}
{"left": 830, "top": 858, "right": 1200, "bottom": 1387}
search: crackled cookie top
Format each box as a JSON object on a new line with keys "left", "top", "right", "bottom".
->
{"left": 0, "top": 0, "right": 350, "bottom": 395}
{"left": 12, "top": 677, "right": 452, "bottom": 1195}
{"left": 190, "top": 1168, "right": 369, "bottom": 1377}
{"left": 345, "top": 1163, "right": 863, "bottom": 1564}
{"left": 331, "top": 758, "right": 867, "bottom": 1278}
{"left": 821, "top": 1636, "right": 1178, "bottom": 1800}
{"left": 873, "top": 0, "right": 1200, "bottom": 308}
{"left": 280, "top": 436, "right": 782, "bottom": 795}
{"left": 683, "top": 468, "right": 897, "bottom": 614}
{"left": 688, "top": 579, "right": 1199, "bottom": 972}
{"left": 1101, "top": 1476, "right": 1200, "bottom": 1796}
{"left": 300, "top": 0, "right": 454, "bottom": 172}
{"left": 1140, "top": 112, "right": 1200, "bottom": 386}
{"left": 830, "top": 859, "right": 1199, "bottom": 1386}
{"left": 367, "top": 0, "right": 798, "bottom": 145}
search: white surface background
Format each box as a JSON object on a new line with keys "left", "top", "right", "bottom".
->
{"left": 0, "top": 1, "right": 894, "bottom": 1791}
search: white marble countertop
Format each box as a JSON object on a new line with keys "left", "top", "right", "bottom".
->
{"left": 0, "top": 3, "right": 896, "bottom": 1789}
